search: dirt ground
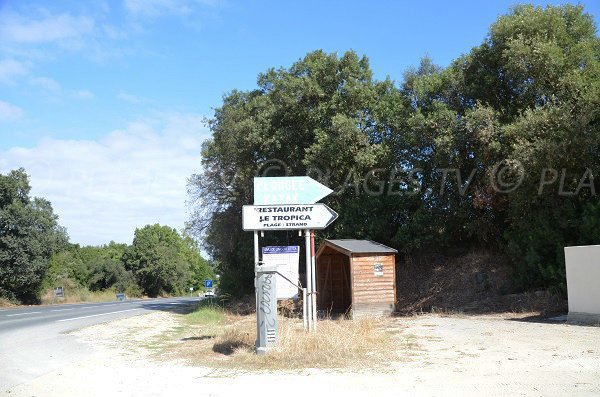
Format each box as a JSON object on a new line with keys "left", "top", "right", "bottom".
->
{"left": 3, "top": 310, "right": 599, "bottom": 397}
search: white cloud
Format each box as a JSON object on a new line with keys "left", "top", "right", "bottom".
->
{"left": 28, "top": 77, "right": 94, "bottom": 100}
{"left": 125, "top": 0, "right": 192, "bottom": 17}
{"left": 0, "top": 100, "right": 24, "bottom": 120}
{"left": 0, "top": 114, "right": 210, "bottom": 246}
{"left": 0, "top": 12, "right": 94, "bottom": 44}
{"left": 30, "top": 76, "right": 61, "bottom": 92}
{"left": 118, "top": 91, "right": 148, "bottom": 104}
{"left": 72, "top": 89, "right": 94, "bottom": 99}
{"left": 0, "top": 59, "right": 28, "bottom": 84}
{"left": 124, "top": 0, "right": 222, "bottom": 18}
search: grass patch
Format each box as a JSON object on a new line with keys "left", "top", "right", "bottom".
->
{"left": 228, "top": 317, "right": 398, "bottom": 370}
{"left": 185, "top": 302, "right": 225, "bottom": 326}
{"left": 40, "top": 288, "right": 121, "bottom": 305}
{"left": 0, "top": 297, "right": 16, "bottom": 307}
{"left": 161, "top": 308, "right": 406, "bottom": 371}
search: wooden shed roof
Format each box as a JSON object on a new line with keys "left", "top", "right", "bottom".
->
{"left": 318, "top": 239, "right": 398, "bottom": 256}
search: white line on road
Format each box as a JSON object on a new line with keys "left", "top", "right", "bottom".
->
{"left": 50, "top": 308, "right": 75, "bottom": 312}
{"left": 56, "top": 308, "right": 140, "bottom": 322}
{"left": 5, "top": 311, "right": 42, "bottom": 317}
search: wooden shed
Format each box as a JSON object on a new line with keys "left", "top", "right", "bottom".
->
{"left": 316, "top": 239, "right": 397, "bottom": 318}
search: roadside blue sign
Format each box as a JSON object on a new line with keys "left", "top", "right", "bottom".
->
{"left": 254, "top": 176, "right": 333, "bottom": 205}
{"left": 204, "top": 279, "right": 213, "bottom": 288}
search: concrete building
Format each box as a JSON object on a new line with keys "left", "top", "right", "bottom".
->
{"left": 564, "top": 245, "right": 600, "bottom": 324}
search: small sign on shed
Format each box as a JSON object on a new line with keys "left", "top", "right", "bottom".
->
{"left": 316, "top": 239, "right": 397, "bottom": 318}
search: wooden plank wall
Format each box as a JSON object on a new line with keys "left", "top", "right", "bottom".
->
{"left": 350, "top": 253, "right": 396, "bottom": 317}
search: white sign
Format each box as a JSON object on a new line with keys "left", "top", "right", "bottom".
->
{"left": 242, "top": 204, "right": 338, "bottom": 231}
{"left": 254, "top": 176, "right": 333, "bottom": 205}
{"left": 262, "top": 246, "right": 300, "bottom": 299}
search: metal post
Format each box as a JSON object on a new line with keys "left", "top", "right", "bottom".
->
{"left": 304, "top": 229, "right": 313, "bottom": 331}
{"left": 254, "top": 231, "right": 260, "bottom": 264}
{"left": 299, "top": 230, "right": 307, "bottom": 331}
{"left": 302, "top": 287, "right": 308, "bottom": 331}
{"left": 310, "top": 230, "right": 317, "bottom": 332}
{"left": 254, "top": 231, "right": 260, "bottom": 348}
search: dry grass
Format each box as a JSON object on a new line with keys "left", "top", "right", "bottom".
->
{"left": 162, "top": 304, "right": 403, "bottom": 371}
{"left": 231, "top": 317, "right": 398, "bottom": 369}
{"left": 0, "top": 297, "right": 16, "bottom": 307}
{"left": 40, "top": 288, "right": 119, "bottom": 305}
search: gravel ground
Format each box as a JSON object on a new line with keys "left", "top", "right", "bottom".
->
{"left": 3, "top": 311, "right": 599, "bottom": 397}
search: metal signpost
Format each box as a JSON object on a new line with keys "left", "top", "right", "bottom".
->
{"left": 54, "top": 287, "right": 64, "bottom": 298}
{"left": 247, "top": 176, "right": 336, "bottom": 354}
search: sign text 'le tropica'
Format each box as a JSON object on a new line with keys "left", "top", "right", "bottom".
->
{"left": 242, "top": 204, "right": 338, "bottom": 231}
{"left": 254, "top": 176, "right": 333, "bottom": 205}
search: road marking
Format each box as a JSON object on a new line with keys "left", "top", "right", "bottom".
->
{"left": 6, "top": 311, "right": 42, "bottom": 317}
{"left": 56, "top": 308, "right": 140, "bottom": 322}
{"left": 51, "top": 308, "right": 74, "bottom": 312}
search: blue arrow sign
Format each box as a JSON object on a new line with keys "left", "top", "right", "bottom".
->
{"left": 254, "top": 176, "right": 333, "bottom": 205}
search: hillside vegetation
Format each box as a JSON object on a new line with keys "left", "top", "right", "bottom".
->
{"left": 189, "top": 4, "right": 600, "bottom": 297}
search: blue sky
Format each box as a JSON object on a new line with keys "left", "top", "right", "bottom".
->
{"left": 1, "top": 0, "right": 598, "bottom": 246}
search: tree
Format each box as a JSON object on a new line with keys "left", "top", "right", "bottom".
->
{"left": 188, "top": 50, "right": 401, "bottom": 296}
{"left": 124, "top": 224, "right": 206, "bottom": 297}
{"left": 180, "top": 234, "right": 214, "bottom": 291}
{"left": 457, "top": 4, "right": 600, "bottom": 290}
{"left": 44, "top": 243, "right": 88, "bottom": 288}
{"left": 88, "top": 257, "right": 137, "bottom": 293}
{"left": 189, "top": 4, "right": 600, "bottom": 296}
{"left": 0, "top": 168, "right": 67, "bottom": 303}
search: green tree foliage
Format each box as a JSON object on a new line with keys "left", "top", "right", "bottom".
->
{"left": 190, "top": 4, "right": 600, "bottom": 295}
{"left": 181, "top": 235, "right": 215, "bottom": 291}
{"left": 45, "top": 243, "right": 88, "bottom": 288}
{"left": 0, "top": 169, "right": 67, "bottom": 303}
{"left": 82, "top": 242, "right": 139, "bottom": 294}
{"left": 124, "top": 224, "right": 210, "bottom": 297}
{"left": 189, "top": 50, "right": 402, "bottom": 295}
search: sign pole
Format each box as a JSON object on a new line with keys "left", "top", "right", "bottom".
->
{"left": 304, "top": 229, "right": 313, "bottom": 331}
{"left": 310, "top": 230, "right": 317, "bottom": 332}
{"left": 302, "top": 287, "right": 308, "bottom": 330}
{"left": 254, "top": 231, "right": 260, "bottom": 346}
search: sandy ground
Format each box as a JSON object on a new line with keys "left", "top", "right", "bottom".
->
{"left": 3, "top": 311, "right": 599, "bottom": 397}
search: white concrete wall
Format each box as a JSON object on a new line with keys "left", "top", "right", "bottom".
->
{"left": 564, "top": 245, "right": 600, "bottom": 324}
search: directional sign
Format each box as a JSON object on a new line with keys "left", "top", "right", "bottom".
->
{"left": 254, "top": 176, "right": 333, "bottom": 205}
{"left": 204, "top": 279, "right": 213, "bottom": 288}
{"left": 242, "top": 204, "right": 338, "bottom": 231}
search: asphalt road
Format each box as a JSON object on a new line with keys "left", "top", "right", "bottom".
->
{"left": 0, "top": 296, "right": 203, "bottom": 391}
